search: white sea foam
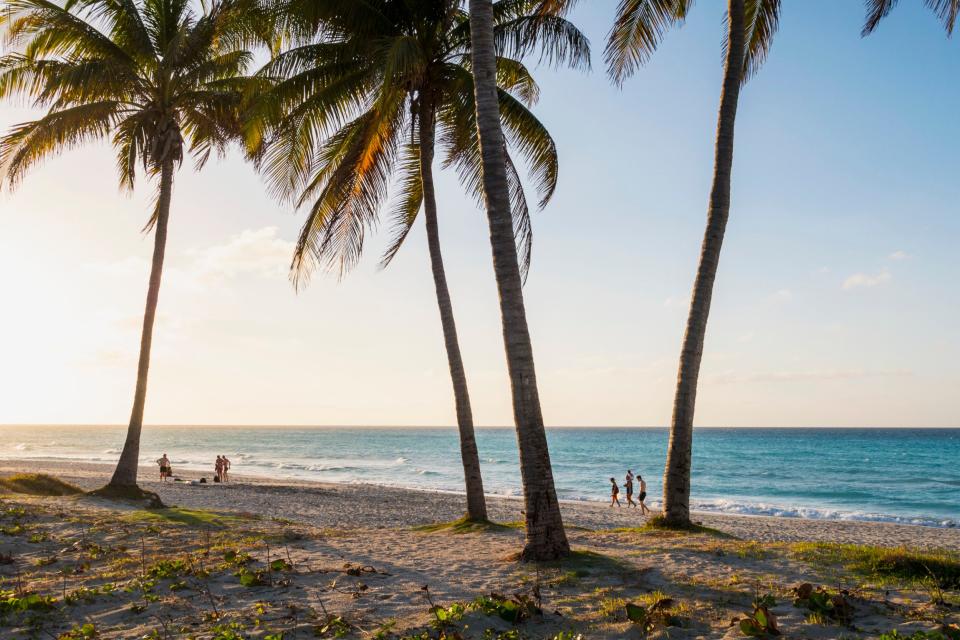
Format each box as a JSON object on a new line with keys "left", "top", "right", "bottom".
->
{"left": 687, "top": 498, "right": 956, "bottom": 528}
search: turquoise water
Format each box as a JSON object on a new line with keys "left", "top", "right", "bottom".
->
{"left": 1, "top": 426, "right": 957, "bottom": 527}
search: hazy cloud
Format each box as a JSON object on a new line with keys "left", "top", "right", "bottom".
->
{"left": 843, "top": 269, "right": 891, "bottom": 290}
{"left": 663, "top": 294, "right": 689, "bottom": 309}
{"left": 889, "top": 250, "right": 909, "bottom": 261}
{"left": 709, "top": 368, "right": 912, "bottom": 385}
{"left": 189, "top": 227, "right": 295, "bottom": 280}
{"left": 770, "top": 289, "right": 793, "bottom": 303}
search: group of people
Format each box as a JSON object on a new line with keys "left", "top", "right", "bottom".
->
{"left": 610, "top": 469, "right": 651, "bottom": 514}
{"left": 214, "top": 455, "right": 231, "bottom": 483}
{"left": 154, "top": 453, "right": 231, "bottom": 483}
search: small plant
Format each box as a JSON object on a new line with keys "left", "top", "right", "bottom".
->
{"left": 625, "top": 594, "right": 680, "bottom": 633}
{"left": 792, "top": 583, "right": 853, "bottom": 624}
{"left": 270, "top": 558, "right": 293, "bottom": 572}
{"left": 430, "top": 602, "right": 466, "bottom": 629}
{"left": 148, "top": 559, "right": 191, "bottom": 579}
{"left": 0, "top": 590, "right": 57, "bottom": 616}
{"left": 739, "top": 600, "right": 779, "bottom": 637}
{"left": 471, "top": 592, "right": 540, "bottom": 624}
{"left": 879, "top": 629, "right": 960, "bottom": 640}
{"left": 58, "top": 623, "right": 98, "bottom": 639}
{"left": 211, "top": 621, "right": 248, "bottom": 639}
{"left": 315, "top": 614, "right": 352, "bottom": 638}
{"left": 236, "top": 567, "right": 269, "bottom": 587}
{"left": 224, "top": 549, "right": 253, "bottom": 565}
{"left": 64, "top": 586, "right": 99, "bottom": 606}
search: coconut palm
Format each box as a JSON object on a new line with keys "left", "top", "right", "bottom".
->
{"left": 464, "top": 0, "right": 575, "bottom": 559}
{"left": 604, "top": 0, "right": 956, "bottom": 527}
{"left": 245, "top": 0, "right": 588, "bottom": 526}
{"left": 603, "top": 0, "right": 782, "bottom": 526}
{"left": 0, "top": 0, "right": 258, "bottom": 491}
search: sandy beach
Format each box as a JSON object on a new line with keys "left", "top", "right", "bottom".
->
{"left": 2, "top": 459, "right": 959, "bottom": 639}
{"left": 3, "top": 459, "right": 959, "bottom": 550}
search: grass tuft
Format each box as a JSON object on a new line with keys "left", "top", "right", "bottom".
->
{"left": 88, "top": 484, "right": 164, "bottom": 508}
{"left": 612, "top": 516, "right": 736, "bottom": 539}
{"left": 790, "top": 542, "right": 960, "bottom": 588}
{"left": 123, "top": 507, "right": 248, "bottom": 529}
{"left": 413, "top": 516, "right": 522, "bottom": 534}
{"left": 0, "top": 473, "right": 82, "bottom": 496}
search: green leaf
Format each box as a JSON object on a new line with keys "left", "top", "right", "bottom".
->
{"left": 625, "top": 602, "right": 648, "bottom": 624}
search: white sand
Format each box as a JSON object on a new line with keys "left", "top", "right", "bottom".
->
{"left": 3, "top": 458, "right": 958, "bottom": 550}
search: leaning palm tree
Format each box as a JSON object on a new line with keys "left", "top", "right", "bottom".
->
{"left": 604, "top": 0, "right": 781, "bottom": 526}
{"left": 465, "top": 0, "right": 574, "bottom": 559}
{"left": 245, "top": 0, "right": 588, "bottom": 526}
{"left": 606, "top": 0, "right": 956, "bottom": 527}
{"left": 0, "top": 0, "right": 257, "bottom": 492}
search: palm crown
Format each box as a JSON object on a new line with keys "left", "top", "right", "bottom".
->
{"left": 0, "top": 0, "right": 257, "bottom": 210}
{"left": 244, "top": 0, "right": 590, "bottom": 283}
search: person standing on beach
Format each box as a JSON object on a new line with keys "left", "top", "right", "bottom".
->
{"left": 624, "top": 470, "right": 636, "bottom": 508}
{"left": 610, "top": 477, "right": 621, "bottom": 507}
{"left": 157, "top": 454, "right": 171, "bottom": 482}
{"left": 637, "top": 474, "right": 651, "bottom": 515}
{"left": 214, "top": 456, "right": 223, "bottom": 483}
{"left": 221, "top": 455, "right": 231, "bottom": 482}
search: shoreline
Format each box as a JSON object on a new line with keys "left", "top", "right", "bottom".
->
{"left": 2, "top": 458, "right": 960, "bottom": 550}
{"left": 1, "top": 455, "right": 955, "bottom": 530}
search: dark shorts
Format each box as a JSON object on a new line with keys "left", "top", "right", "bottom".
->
{"left": 626, "top": 487, "right": 633, "bottom": 496}
{"left": 639, "top": 492, "right": 646, "bottom": 501}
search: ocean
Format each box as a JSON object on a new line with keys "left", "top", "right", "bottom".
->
{"left": 1, "top": 426, "right": 957, "bottom": 528}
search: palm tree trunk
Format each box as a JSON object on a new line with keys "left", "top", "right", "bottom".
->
{"left": 108, "top": 155, "right": 175, "bottom": 488}
{"left": 467, "top": 0, "right": 569, "bottom": 560}
{"left": 662, "top": 0, "right": 746, "bottom": 526}
{"left": 419, "top": 99, "right": 488, "bottom": 521}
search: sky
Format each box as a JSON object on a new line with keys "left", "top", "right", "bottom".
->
{"left": 0, "top": 1, "right": 958, "bottom": 428}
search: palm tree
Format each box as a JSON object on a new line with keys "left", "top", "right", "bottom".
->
{"left": 245, "top": 0, "right": 588, "bottom": 525}
{"left": 465, "top": 0, "right": 575, "bottom": 559}
{"left": 0, "top": 0, "right": 257, "bottom": 492}
{"left": 604, "top": 0, "right": 782, "bottom": 526}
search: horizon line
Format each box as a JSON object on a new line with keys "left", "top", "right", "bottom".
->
{"left": 1, "top": 424, "right": 958, "bottom": 429}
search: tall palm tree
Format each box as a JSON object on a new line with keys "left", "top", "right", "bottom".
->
{"left": 466, "top": 0, "right": 574, "bottom": 559}
{"left": 245, "top": 0, "right": 588, "bottom": 524}
{"left": 0, "top": 0, "right": 257, "bottom": 491}
{"left": 604, "top": 0, "right": 956, "bottom": 527}
{"left": 604, "top": 0, "right": 781, "bottom": 526}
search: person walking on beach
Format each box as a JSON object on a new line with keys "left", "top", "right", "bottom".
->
{"left": 624, "top": 470, "right": 636, "bottom": 508}
{"left": 610, "top": 477, "right": 621, "bottom": 507}
{"left": 157, "top": 454, "right": 171, "bottom": 482}
{"left": 637, "top": 474, "right": 651, "bottom": 515}
{"left": 214, "top": 456, "right": 223, "bottom": 483}
{"left": 221, "top": 455, "right": 231, "bottom": 482}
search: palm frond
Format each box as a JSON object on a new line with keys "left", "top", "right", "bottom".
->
{"left": 494, "top": 13, "right": 591, "bottom": 69}
{"left": 722, "top": 0, "right": 781, "bottom": 83}
{"left": 379, "top": 142, "right": 423, "bottom": 269}
{"left": 290, "top": 91, "right": 407, "bottom": 284}
{"left": 604, "top": 0, "right": 693, "bottom": 85}
{"left": 0, "top": 100, "right": 123, "bottom": 187}
{"left": 863, "top": 0, "right": 958, "bottom": 35}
